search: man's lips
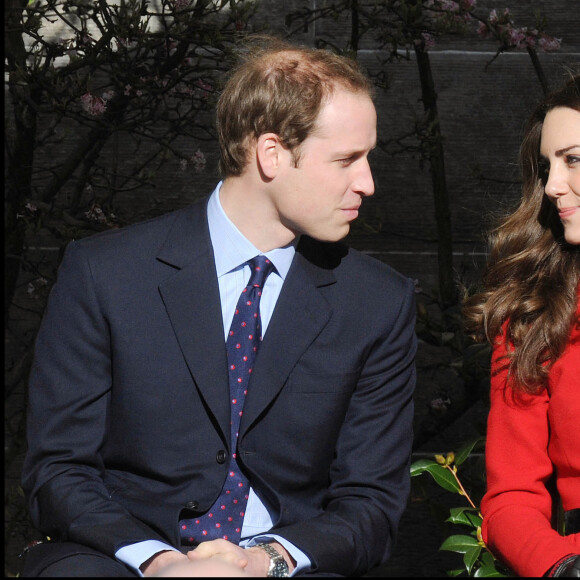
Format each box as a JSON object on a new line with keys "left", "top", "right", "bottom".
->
{"left": 342, "top": 207, "right": 360, "bottom": 220}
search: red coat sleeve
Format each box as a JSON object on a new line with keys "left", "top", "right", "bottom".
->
{"left": 481, "top": 329, "right": 580, "bottom": 577}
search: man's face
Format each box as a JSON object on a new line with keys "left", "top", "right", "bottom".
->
{"left": 271, "top": 88, "right": 377, "bottom": 242}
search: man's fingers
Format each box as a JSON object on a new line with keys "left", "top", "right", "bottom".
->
{"left": 187, "top": 540, "right": 247, "bottom": 568}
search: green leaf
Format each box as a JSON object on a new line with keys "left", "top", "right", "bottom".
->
{"left": 464, "top": 545, "right": 482, "bottom": 574}
{"left": 447, "top": 507, "right": 482, "bottom": 528}
{"left": 473, "top": 553, "right": 509, "bottom": 577}
{"left": 446, "top": 570, "right": 465, "bottom": 577}
{"left": 411, "top": 459, "right": 460, "bottom": 493}
{"left": 455, "top": 437, "right": 485, "bottom": 466}
{"left": 440, "top": 534, "right": 480, "bottom": 553}
{"left": 480, "top": 552, "right": 496, "bottom": 567}
{"left": 410, "top": 458, "right": 438, "bottom": 476}
{"left": 474, "top": 564, "right": 507, "bottom": 577}
{"left": 426, "top": 465, "right": 462, "bottom": 493}
{"left": 442, "top": 331, "right": 455, "bottom": 343}
{"left": 411, "top": 459, "right": 461, "bottom": 493}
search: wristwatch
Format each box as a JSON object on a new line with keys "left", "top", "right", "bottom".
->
{"left": 254, "top": 543, "right": 289, "bottom": 577}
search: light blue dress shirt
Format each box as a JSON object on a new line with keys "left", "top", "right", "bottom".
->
{"left": 116, "top": 183, "right": 311, "bottom": 575}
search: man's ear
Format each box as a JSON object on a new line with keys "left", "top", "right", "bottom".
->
{"left": 256, "top": 133, "right": 286, "bottom": 179}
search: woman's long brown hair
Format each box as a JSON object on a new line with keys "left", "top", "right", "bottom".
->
{"left": 464, "top": 73, "right": 580, "bottom": 393}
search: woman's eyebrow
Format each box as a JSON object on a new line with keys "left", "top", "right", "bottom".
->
{"left": 555, "top": 144, "right": 580, "bottom": 157}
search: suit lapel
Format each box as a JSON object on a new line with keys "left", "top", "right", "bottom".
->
{"left": 156, "top": 205, "right": 341, "bottom": 443}
{"left": 240, "top": 246, "right": 336, "bottom": 436}
{"left": 157, "top": 201, "right": 230, "bottom": 442}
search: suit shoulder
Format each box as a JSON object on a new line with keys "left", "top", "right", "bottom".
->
{"left": 298, "top": 236, "right": 414, "bottom": 298}
{"left": 346, "top": 246, "right": 408, "bottom": 281}
{"left": 70, "top": 201, "right": 205, "bottom": 257}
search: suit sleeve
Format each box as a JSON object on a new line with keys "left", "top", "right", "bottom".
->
{"left": 21, "top": 241, "right": 168, "bottom": 556}
{"left": 275, "top": 275, "right": 417, "bottom": 575}
{"left": 481, "top": 337, "right": 580, "bottom": 577}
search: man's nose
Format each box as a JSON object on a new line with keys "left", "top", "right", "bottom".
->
{"left": 354, "top": 158, "right": 375, "bottom": 197}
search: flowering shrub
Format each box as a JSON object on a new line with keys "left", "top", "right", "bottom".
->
{"left": 411, "top": 440, "right": 511, "bottom": 577}
{"left": 477, "top": 7, "right": 561, "bottom": 52}
{"left": 80, "top": 92, "right": 108, "bottom": 116}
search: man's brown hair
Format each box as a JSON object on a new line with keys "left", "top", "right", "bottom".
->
{"left": 216, "top": 36, "right": 375, "bottom": 177}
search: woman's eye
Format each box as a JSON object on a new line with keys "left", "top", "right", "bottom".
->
{"left": 566, "top": 155, "right": 580, "bottom": 166}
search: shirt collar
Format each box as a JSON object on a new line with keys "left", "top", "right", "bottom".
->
{"left": 207, "top": 181, "right": 297, "bottom": 280}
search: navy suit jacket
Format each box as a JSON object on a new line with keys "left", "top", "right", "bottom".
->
{"left": 22, "top": 197, "right": 417, "bottom": 576}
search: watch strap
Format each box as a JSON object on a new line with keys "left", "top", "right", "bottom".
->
{"left": 254, "top": 543, "right": 290, "bottom": 577}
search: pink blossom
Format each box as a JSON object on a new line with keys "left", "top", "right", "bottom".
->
{"left": 179, "top": 150, "right": 206, "bottom": 172}
{"left": 421, "top": 32, "right": 436, "bottom": 49}
{"left": 78, "top": 32, "right": 94, "bottom": 46}
{"left": 429, "top": 396, "right": 451, "bottom": 414}
{"left": 102, "top": 90, "right": 115, "bottom": 101}
{"left": 85, "top": 205, "right": 106, "bottom": 223}
{"left": 459, "top": 0, "right": 476, "bottom": 9}
{"left": 174, "top": 0, "right": 190, "bottom": 9}
{"left": 84, "top": 204, "right": 117, "bottom": 227}
{"left": 506, "top": 27, "right": 526, "bottom": 49}
{"left": 477, "top": 21, "right": 489, "bottom": 38}
{"left": 538, "top": 35, "right": 561, "bottom": 52}
{"left": 441, "top": 0, "right": 459, "bottom": 12}
{"left": 196, "top": 79, "right": 213, "bottom": 92}
{"left": 115, "top": 38, "right": 138, "bottom": 51}
{"left": 27, "top": 277, "right": 49, "bottom": 300}
{"left": 489, "top": 9, "right": 498, "bottom": 24}
{"left": 81, "top": 92, "right": 107, "bottom": 116}
{"left": 196, "top": 78, "right": 213, "bottom": 100}
{"left": 191, "top": 150, "right": 206, "bottom": 173}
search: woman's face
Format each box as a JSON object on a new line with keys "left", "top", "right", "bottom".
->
{"left": 540, "top": 106, "right": 580, "bottom": 245}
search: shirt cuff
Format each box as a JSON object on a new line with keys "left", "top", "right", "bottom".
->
{"left": 116, "top": 540, "right": 181, "bottom": 577}
{"left": 242, "top": 534, "right": 312, "bottom": 576}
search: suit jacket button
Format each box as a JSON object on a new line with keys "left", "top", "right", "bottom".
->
{"left": 216, "top": 450, "right": 227, "bottom": 464}
{"left": 185, "top": 501, "right": 199, "bottom": 510}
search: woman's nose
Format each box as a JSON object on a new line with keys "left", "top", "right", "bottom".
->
{"left": 544, "top": 163, "right": 569, "bottom": 199}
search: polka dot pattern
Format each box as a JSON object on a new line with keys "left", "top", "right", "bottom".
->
{"left": 179, "top": 255, "right": 273, "bottom": 545}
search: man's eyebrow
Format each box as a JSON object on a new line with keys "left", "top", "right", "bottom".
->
{"left": 336, "top": 143, "right": 377, "bottom": 157}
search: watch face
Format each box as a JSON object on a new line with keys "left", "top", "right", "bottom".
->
{"left": 258, "top": 543, "right": 289, "bottom": 577}
{"left": 272, "top": 560, "right": 289, "bottom": 577}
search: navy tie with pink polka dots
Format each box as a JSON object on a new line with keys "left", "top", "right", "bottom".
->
{"left": 180, "top": 255, "right": 274, "bottom": 545}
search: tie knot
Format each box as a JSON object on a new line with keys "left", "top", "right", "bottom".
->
{"left": 247, "top": 255, "right": 274, "bottom": 289}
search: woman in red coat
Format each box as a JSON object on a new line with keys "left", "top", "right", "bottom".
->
{"left": 464, "top": 73, "right": 580, "bottom": 577}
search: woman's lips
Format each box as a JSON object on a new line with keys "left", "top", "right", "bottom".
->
{"left": 559, "top": 207, "right": 579, "bottom": 219}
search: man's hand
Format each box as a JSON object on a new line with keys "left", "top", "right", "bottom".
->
{"left": 141, "top": 547, "right": 249, "bottom": 577}
{"left": 188, "top": 539, "right": 295, "bottom": 577}
{"left": 141, "top": 550, "right": 189, "bottom": 576}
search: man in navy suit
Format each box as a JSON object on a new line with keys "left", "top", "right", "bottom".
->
{"left": 21, "top": 37, "right": 416, "bottom": 577}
